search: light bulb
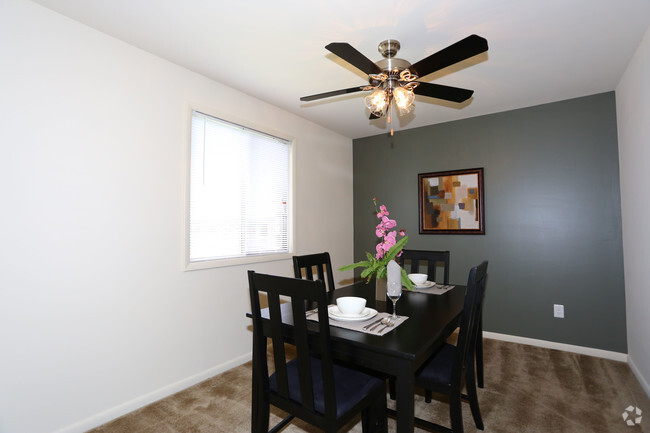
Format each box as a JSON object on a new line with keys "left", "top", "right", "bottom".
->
{"left": 392, "top": 86, "right": 414, "bottom": 114}
{"left": 365, "top": 89, "right": 388, "bottom": 115}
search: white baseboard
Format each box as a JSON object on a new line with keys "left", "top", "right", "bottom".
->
{"left": 628, "top": 355, "right": 650, "bottom": 399}
{"left": 52, "top": 352, "right": 252, "bottom": 433}
{"left": 483, "top": 331, "right": 628, "bottom": 362}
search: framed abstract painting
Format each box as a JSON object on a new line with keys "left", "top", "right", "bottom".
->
{"left": 418, "top": 167, "right": 485, "bottom": 234}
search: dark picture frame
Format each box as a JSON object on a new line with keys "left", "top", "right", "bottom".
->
{"left": 418, "top": 167, "right": 485, "bottom": 234}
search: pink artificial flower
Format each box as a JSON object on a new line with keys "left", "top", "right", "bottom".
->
{"left": 375, "top": 243, "right": 385, "bottom": 259}
{"left": 376, "top": 225, "right": 385, "bottom": 238}
{"left": 399, "top": 229, "right": 406, "bottom": 236}
{"left": 382, "top": 231, "right": 397, "bottom": 251}
{"left": 376, "top": 204, "right": 390, "bottom": 218}
{"left": 382, "top": 216, "right": 397, "bottom": 230}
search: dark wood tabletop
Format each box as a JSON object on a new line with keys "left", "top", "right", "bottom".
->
{"left": 248, "top": 279, "right": 465, "bottom": 433}
{"left": 329, "top": 281, "right": 464, "bottom": 358}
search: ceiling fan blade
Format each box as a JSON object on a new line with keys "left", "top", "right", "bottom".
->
{"left": 325, "top": 42, "right": 383, "bottom": 75}
{"left": 300, "top": 85, "right": 367, "bottom": 102}
{"left": 413, "top": 82, "right": 474, "bottom": 103}
{"left": 409, "top": 35, "right": 488, "bottom": 78}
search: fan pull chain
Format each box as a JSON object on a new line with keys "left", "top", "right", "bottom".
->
{"left": 389, "top": 100, "right": 394, "bottom": 136}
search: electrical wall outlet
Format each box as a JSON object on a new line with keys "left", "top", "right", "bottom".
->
{"left": 554, "top": 304, "right": 565, "bottom": 318}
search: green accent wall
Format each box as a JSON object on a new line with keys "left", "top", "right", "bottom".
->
{"left": 352, "top": 92, "right": 626, "bottom": 352}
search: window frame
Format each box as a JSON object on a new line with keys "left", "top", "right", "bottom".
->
{"left": 183, "top": 105, "right": 295, "bottom": 271}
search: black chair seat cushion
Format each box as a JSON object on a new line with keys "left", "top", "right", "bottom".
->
{"left": 269, "top": 357, "right": 383, "bottom": 417}
{"left": 417, "top": 343, "right": 456, "bottom": 387}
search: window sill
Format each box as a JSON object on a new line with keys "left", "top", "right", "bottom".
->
{"left": 185, "top": 252, "right": 292, "bottom": 271}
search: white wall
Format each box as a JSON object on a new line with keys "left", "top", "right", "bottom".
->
{"left": 616, "top": 24, "right": 650, "bottom": 398}
{"left": 0, "top": 1, "right": 354, "bottom": 432}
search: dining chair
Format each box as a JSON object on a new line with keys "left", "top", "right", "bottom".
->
{"left": 400, "top": 249, "right": 450, "bottom": 285}
{"left": 248, "top": 271, "right": 387, "bottom": 433}
{"left": 413, "top": 260, "right": 488, "bottom": 433}
{"left": 293, "top": 252, "right": 336, "bottom": 292}
{"left": 400, "top": 249, "right": 485, "bottom": 390}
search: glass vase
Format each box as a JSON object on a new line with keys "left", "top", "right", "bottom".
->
{"left": 375, "top": 276, "right": 387, "bottom": 301}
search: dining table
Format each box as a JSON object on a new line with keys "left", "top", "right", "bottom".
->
{"left": 248, "top": 278, "right": 466, "bottom": 433}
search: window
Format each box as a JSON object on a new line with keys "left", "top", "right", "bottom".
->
{"left": 187, "top": 110, "right": 291, "bottom": 268}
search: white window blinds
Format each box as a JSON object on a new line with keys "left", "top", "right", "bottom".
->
{"left": 189, "top": 111, "right": 290, "bottom": 263}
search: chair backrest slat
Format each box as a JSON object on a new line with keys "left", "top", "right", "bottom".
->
{"left": 293, "top": 252, "right": 336, "bottom": 292}
{"left": 290, "top": 301, "right": 316, "bottom": 412}
{"left": 266, "top": 292, "right": 290, "bottom": 399}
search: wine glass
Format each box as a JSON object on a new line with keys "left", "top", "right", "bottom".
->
{"left": 386, "top": 281, "right": 402, "bottom": 321}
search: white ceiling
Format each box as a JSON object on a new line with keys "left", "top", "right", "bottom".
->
{"left": 32, "top": 0, "right": 650, "bottom": 139}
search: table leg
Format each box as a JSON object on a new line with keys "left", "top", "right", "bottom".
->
{"left": 394, "top": 367, "right": 415, "bottom": 433}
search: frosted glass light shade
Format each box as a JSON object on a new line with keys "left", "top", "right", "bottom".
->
{"left": 365, "top": 89, "right": 388, "bottom": 114}
{"left": 393, "top": 86, "right": 414, "bottom": 114}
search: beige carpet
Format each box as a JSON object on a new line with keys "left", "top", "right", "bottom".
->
{"left": 87, "top": 338, "right": 649, "bottom": 433}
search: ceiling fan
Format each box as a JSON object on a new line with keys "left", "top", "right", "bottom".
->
{"left": 300, "top": 35, "right": 488, "bottom": 132}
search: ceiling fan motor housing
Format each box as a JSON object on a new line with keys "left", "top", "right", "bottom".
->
{"left": 374, "top": 39, "right": 415, "bottom": 90}
{"left": 378, "top": 39, "right": 400, "bottom": 58}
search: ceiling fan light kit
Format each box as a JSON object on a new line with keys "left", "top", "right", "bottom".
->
{"left": 366, "top": 39, "right": 418, "bottom": 118}
{"left": 301, "top": 34, "right": 488, "bottom": 134}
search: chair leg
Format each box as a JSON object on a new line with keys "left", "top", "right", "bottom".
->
{"left": 251, "top": 400, "right": 270, "bottom": 433}
{"left": 388, "top": 378, "right": 396, "bottom": 400}
{"left": 362, "top": 389, "right": 388, "bottom": 433}
{"left": 449, "top": 388, "right": 464, "bottom": 433}
{"left": 466, "top": 367, "right": 484, "bottom": 430}
{"left": 362, "top": 403, "right": 371, "bottom": 433}
{"left": 424, "top": 389, "right": 432, "bottom": 403}
{"left": 251, "top": 351, "right": 270, "bottom": 433}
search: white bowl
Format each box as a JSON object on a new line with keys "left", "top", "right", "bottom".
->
{"left": 336, "top": 296, "right": 366, "bottom": 315}
{"left": 408, "top": 273, "right": 428, "bottom": 285}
